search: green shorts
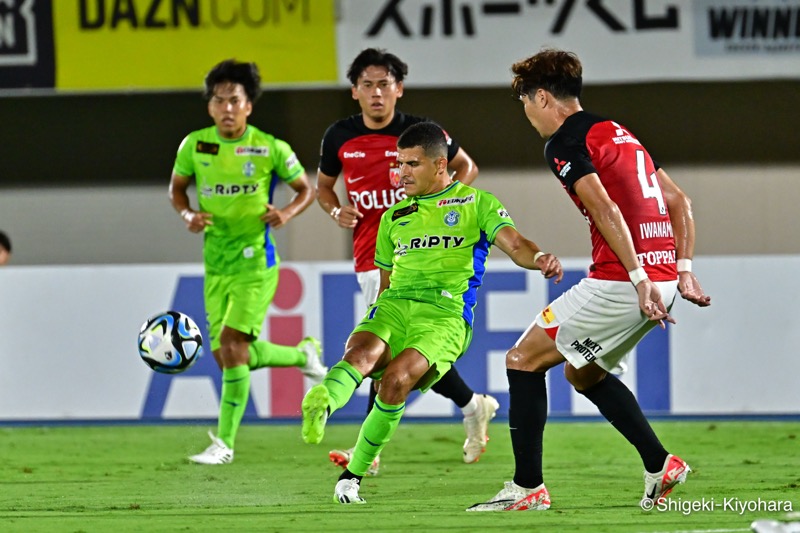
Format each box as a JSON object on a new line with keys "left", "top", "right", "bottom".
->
{"left": 204, "top": 267, "right": 278, "bottom": 351}
{"left": 352, "top": 296, "right": 472, "bottom": 392}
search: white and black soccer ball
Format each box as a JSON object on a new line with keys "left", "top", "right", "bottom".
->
{"left": 137, "top": 311, "right": 203, "bottom": 374}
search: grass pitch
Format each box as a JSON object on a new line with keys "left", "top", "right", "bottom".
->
{"left": 0, "top": 420, "right": 798, "bottom": 532}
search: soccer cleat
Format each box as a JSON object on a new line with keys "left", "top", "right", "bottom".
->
{"left": 463, "top": 394, "right": 500, "bottom": 463}
{"left": 301, "top": 384, "right": 329, "bottom": 444}
{"left": 466, "top": 481, "right": 551, "bottom": 512}
{"left": 329, "top": 447, "right": 381, "bottom": 476}
{"left": 188, "top": 431, "right": 234, "bottom": 465}
{"left": 641, "top": 454, "right": 691, "bottom": 505}
{"left": 298, "top": 337, "right": 327, "bottom": 386}
{"left": 333, "top": 478, "right": 366, "bottom": 504}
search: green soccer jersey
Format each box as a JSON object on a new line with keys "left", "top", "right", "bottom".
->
{"left": 374, "top": 181, "right": 514, "bottom": 326}
{"left": 173, "top": 125, "right": 304, "bottom": 275}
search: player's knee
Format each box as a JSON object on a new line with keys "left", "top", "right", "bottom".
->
{"left": 377, "top": 369, "right": 411, "bottom": 404}
{"left": 506, "top": 346, "right": 551, "bottom": 372}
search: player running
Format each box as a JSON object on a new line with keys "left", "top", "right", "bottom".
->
{"left": 468, "top": 49, "right": 711, "bottom": 512}
{"left": 302, "top": 122, "right": 563, "bottom": 505}
{"left": 169, "top": 59, "right": 327, "bottom": 465}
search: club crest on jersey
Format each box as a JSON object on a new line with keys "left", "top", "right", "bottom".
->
{"left": 242, "top": 161, "right": 256, "bottom": 178}
{"left": 389, "top": 161, "right": 401, "bottom": 188}
{"left": 437, "top": 194, "right": 475, "bottom": 208}
{"left": 444, "top": 210, "right": 460, "bottom": 226}
{"left": 235, "top": 146, "right": 269, "bottom": 156}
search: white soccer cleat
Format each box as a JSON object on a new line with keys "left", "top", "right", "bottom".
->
{"left": 463, "top": 394, "right": 500, "bottom": 463}
{"left": 334, "top": 478, "right": 366, "bottom": 504}
{"left": 329, "top": 447, "right": 381, "bottom": 476}
{"left": 298, "top": 337, "right": 327, "bottom": 385}
{"left": 188, "top": 431, "right": 234, "bottom": 465}
{"left": 642, "top": 453, "right": 691, "bottom": 505}
{"left": 466, "top": 481, "right": 551, "bottom": 512}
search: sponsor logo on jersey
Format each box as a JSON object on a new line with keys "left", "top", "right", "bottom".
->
{"left": 196, "top": 141, "right": 219, "bottom": 155}
{"left": 385, "top": 150, "right": 399, "bottom": 158}
{"left": 235, "top": 146, "right": 270, "bottom": 156}
{"left": 541, "top": 306, "right": 555, "bottom": 325}
{"left": 285, "top": 153, "right": 299, "bottom": 170}
{"left": 343, "top": 151, "right": 366, "bottom": 158}
{"left": 554, "top": 158, "right": 567, "bottom": 172}
{"left": 395, "top": 234, "right": 466, "bottom": 254}
{"left": 570, "top": 337, "right": 604, "bottom": 363}
{"left": 497, "top": 209, "right": 510, "bottom": 218}
{"left": 347, "top": 175, "right": 366, "bottom": 184}
{"left": 444, "top": 210, "right": 460, "bottom": 226}
{"left": 200, "top": 183, "right": 260, "bottom": 197}
{"left": 557, "top": 160, "right": 572, "bottom": 178}
{"left": 243, "top": 246, "right": 254, "bottom": 259}
{"left": 242, "top": 161, "right": 256, "bottom": 177}
{"left": 611, "top": 121, "right": 641, "bottom": 146}
{"left": 352, "top": 188, "right": 407, "bottom": 212}
{"left": 437, "top": 194, "right": 475, "bottom": 207}
{"left": 636, "top": 249, "right": 676, "bottom": 267}
{"left": 391, "top": 202, "right": 418, "bottom": 221}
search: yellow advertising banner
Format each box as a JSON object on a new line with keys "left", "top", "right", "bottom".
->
{"left": 53, "top": 0, "right": 337, "bottom": 90}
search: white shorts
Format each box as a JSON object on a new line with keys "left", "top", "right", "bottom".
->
{"left": 533, "top": 278, "right": 678, "bottom": 373}
{"left": 356, "top": 269, "right": 381, "bottom": 308}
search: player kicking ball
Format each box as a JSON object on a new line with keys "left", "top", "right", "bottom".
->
{"left": 300, "top": 121, "right": 563, "bottom": 505}
{"left": 467, "top": 49, "right": 711, "bottom": 512}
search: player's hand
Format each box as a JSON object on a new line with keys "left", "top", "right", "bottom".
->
{"left": 536, "top": 253, "right": 563, "bottom": 284}
{"left": 261, "top": 204, "right": 290, "bottom": 229}
{"left": 678, "top": 271, "right": 711, "bottom": 307}
{"left": 182, "top": 209, "right": 213, "bottom": 233}
{"left": 336, "top": 205, "right": 364, "bottom": 229}
{"left": 636, "top": 279, "right": 676, "bottom": 329}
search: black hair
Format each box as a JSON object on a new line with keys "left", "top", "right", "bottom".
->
{"left": 0, "top": 230, "right": 11, "bottom": 253}
{"left": 397, "top": 122, "right": 448, "bottom": 160}
{"left": 347, "top": 48, "right": 408, "bottom": 85}
{"left": 203, "top": 59, "right": 262, "bottom": 103}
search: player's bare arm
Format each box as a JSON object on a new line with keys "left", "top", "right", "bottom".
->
{"left": 448, "top": 148, "right": 479, "bottom": 186}
{"left": 316, "top": 170, "right": 363, "bottom": 229}
{"left": 492, "top": 226, "right": 563, "bottom": 282}
{"left": 574, "top": 173, "right": 674, "bottom": 325}
{"left": 658, "top": 168, "right": 711, "bottom": 307}
{"left": 169, "top": 172, "right": 213, "bottom": 233}
{"left": 261, "top": 171, "right": 315, "bottom": 229}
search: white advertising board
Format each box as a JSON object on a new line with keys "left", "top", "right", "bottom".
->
{"left": 0, "top": 256, "right": 797, "bottom": 422}
{"left": 336, "top": 0, "right": 800, "bottom": 86}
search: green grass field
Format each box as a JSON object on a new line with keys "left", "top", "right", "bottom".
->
{"left": 1, "top": 420, "right": 798, "bottom": 532}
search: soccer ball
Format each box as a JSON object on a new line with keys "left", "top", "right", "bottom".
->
{"left": 137, "top": 311, "right": 203, "bottom": 374}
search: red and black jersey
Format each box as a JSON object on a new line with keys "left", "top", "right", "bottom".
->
{"left": 544, "top": 111, "right": 677, "bottom": 282}
{"left": 319, "top": 111, "right": 460, "bottom": 272}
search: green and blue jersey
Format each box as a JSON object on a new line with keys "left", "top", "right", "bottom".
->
{"left": 374, "top": 181, "right": 514, "bottom": 326}
{"left": 173, "top": 125, "right": 304, "bottom": 275}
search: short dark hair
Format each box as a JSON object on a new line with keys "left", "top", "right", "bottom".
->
{"left": 397, "top": 122, "right": 448, "bottom": 160}
{"left": 203, "top": 59, "right": 262, "bottom": 103}
{"left": 347, "top": 48, "right": 408, "bottom": 85}
{"left": 511, "top": 48, "right": 583, "bottom": 100}
{"left": 0, "top": 230, "right": 11, "bottom": 253}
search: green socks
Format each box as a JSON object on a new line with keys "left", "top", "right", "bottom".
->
{"left": 323, "top": 361, "right": 364, "bottom": 414}
{"left": 349, "top": 396, "right": 405, "bottom": 476}
{"left": 248, "top": 340, "right": 305, "bottom": 370}
{"left": 217, "top": 365, "right": 250, "bottom": 449}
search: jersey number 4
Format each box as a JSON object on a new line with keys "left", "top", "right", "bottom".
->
{"left": 636, "top": 150, "right": 666, "bottom": 215}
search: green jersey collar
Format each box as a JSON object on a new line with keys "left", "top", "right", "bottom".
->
{"left": 415, "top": 180, "right": 460, "bottom": 201}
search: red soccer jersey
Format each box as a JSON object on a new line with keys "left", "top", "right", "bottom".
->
{"left": 318, "top": 112, "right": 460, "bottom": 272}
{"left": 544, "top": 111, "right": 677, "bottom": 282}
